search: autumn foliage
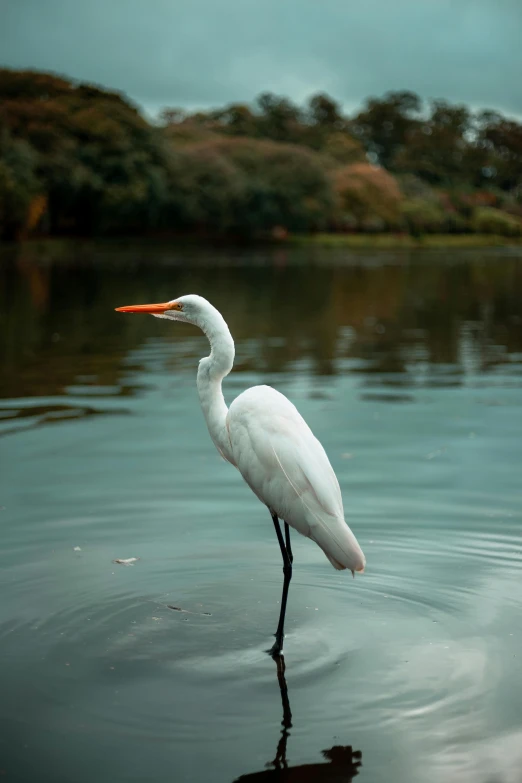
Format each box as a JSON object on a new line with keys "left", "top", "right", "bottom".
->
{"left": 333, "top": 163, "right": 403, "bottom": 229}
{"left": 0, "top": 69, "right": 521, "bottom": 240}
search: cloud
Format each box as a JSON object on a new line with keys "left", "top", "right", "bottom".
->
{"left": 1, "top": 0, "right": 521, "bottom": 117}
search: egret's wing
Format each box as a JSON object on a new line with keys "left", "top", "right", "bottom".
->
{"left": 227, "top": 385, "right": 343, "bottom": 521}
{"left": 269, "top": 411, "right": 344, "bottom": 519}
{"left": 227, "top": 385, "right": 365, "bottom": 573}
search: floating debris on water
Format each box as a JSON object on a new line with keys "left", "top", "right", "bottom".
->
{"left": 73, "top": 546, "right": 82, "bottom": 552}
{"left": 112, "top": 557, "right": 139, "bottom": 566}
{"left": 167, "top": 605, "right": 212, "bottom": 616}
{"left": 426, "top": 448, "right": 446, "bottom": 460}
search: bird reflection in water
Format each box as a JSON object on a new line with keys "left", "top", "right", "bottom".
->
{"left": 233, "top": 655, "right": 362, "bottom": 782}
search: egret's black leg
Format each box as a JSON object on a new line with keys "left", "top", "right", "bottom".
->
{"left": 268, "top": 514, "right": 292, "bottom": 658}
{"left": 284, "top": 521, "right": 293, "bottom": 564}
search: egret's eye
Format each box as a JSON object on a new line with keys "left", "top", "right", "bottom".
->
{"left": 170, "top": 302, "right": 183, "bottom": 311}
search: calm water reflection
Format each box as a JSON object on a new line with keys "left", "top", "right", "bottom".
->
{"left": 1, "top": 241, "right": 522, "bottom": 783}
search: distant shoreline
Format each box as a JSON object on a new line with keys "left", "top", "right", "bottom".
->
{"left": 2, "top": 233, "right": 522, "bottom": 253}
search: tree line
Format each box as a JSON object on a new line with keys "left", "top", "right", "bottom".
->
{"left": 1, "top": 69, "right": 521, "bottom": 241}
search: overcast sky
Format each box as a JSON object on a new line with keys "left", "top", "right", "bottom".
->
{"left": 2, "top": 0, "right": 521, "bottom": 118}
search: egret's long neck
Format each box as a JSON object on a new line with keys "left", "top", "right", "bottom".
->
{"left": 196, "top": 308, "right": 235, "bottom": 463}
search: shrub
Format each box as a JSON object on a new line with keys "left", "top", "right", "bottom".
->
{"left": 320, "top": 132, "right": 365, "bottom": 165}
{"left": 471, "top": 207, "right": 522, "bottom": 236}
{"left": 400, "top": 198, "right": 446, "bottom": 234}
{"left": 170, "top": 138, "right": 338, "bottom": 234}
{"left": 333, "top": 163, "right": 403, "bottom": 229}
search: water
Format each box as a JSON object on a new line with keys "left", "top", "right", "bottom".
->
{"left": 1, "top": 241, "right": 522, "bottom": 783}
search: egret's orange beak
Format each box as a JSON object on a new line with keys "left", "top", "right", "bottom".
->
{"left": 115, "top": 302, "right": 175, "bottom": 314}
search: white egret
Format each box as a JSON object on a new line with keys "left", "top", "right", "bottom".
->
{"left": 116, "top": 295, "right": 365, "bottom": 656}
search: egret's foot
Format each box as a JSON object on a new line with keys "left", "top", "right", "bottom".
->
{"left": 267, "top": 634, "right": 284, "bottom": 658}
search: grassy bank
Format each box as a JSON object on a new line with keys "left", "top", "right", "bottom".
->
{"left": 285, "top": 233, "right": 522, "bottom": 249}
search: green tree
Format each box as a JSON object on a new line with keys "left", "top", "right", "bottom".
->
{"left": 255, "top": 93, "right": 304, "bottom": 143}
{"left": 394, "top": 101, "right": 471, "bottom": 185}
{"left": 475, "top": 111, "right": 522, "bottom": 191}
{"left": 0, "top": 68, "right": 174, "bottom": 235}
{"left": 0, "top": 130, "right": 41, "bottom": 239}
{"left": 351, "top": 90, "right": 422, "bottom": 168}
{"left": 308, "top": 93, "right": 344, "bottom": 129}
{"left": 211, "top": 104, "right": 259, "bottom": 137}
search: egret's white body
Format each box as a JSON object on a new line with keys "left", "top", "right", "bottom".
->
{"left": 226, "top": 385, "right": 364, "bottom": 572}
{"left": 116, "top": 294, "right": 365, "bottom": 653}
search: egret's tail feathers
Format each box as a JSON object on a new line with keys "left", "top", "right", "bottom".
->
{"left": 309, "top": 517, "right": 366, "bottom": 574}
{"left": 324, "top": 552, "right": 347, "bottom": 571}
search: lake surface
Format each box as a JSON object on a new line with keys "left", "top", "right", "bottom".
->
{"left": 1, "top": 241, "right": 522, "bottom": 783}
